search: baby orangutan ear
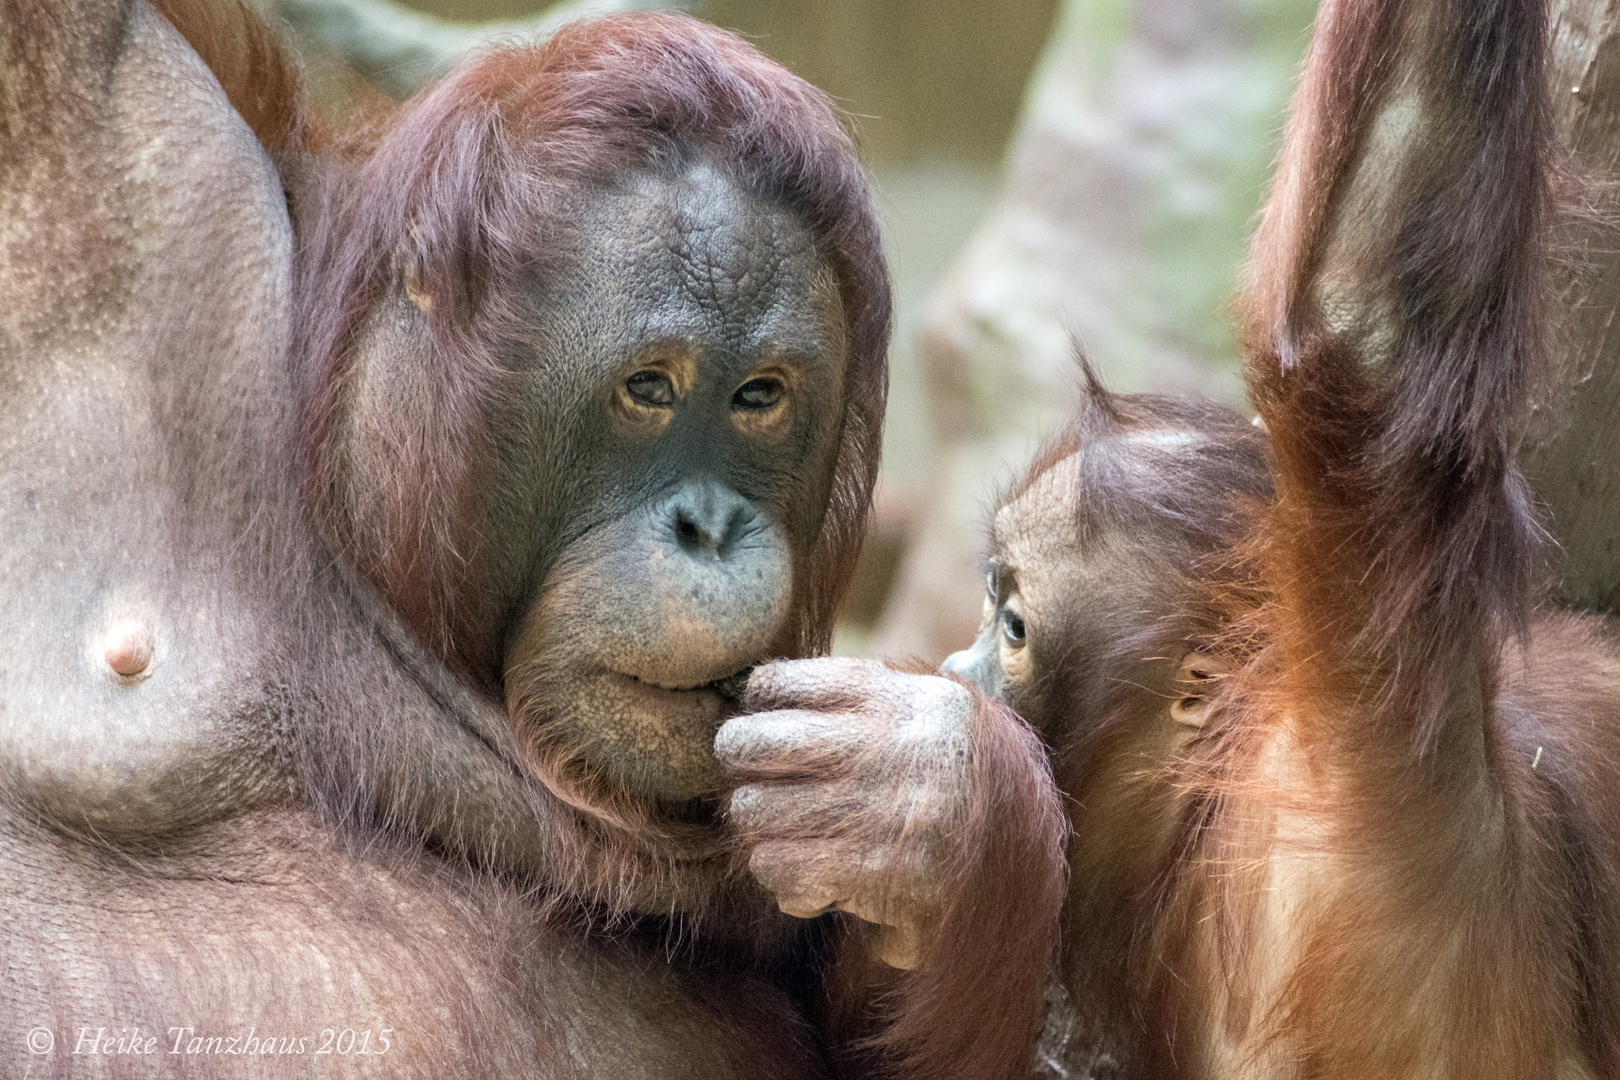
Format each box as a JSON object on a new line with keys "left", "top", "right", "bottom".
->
{"left": 1169, "top": 650, "right": 1231, "bottom": 730}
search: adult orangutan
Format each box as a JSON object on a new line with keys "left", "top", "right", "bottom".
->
{"left": 0, "top": 2, "right": 1064, "bottom": 1077}
{"left": 742, "top": 0, "right": 1620, "bottom": 1075}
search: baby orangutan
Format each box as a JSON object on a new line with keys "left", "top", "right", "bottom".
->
{"left": 943, "top": 368, "right": 1284, "bottom": 1077}
{"left": 724, "top": 370, "right": 1273, "bottom": 1076}
{"left": 943, "top": 369, "right": 1277, "bottom": 1076}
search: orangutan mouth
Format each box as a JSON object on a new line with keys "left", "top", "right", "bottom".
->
{"left": 708, "top": 668, "right": 752, "bottom": 703}
{"left": 627, "top": 667, "right": 753, "bottom": 703}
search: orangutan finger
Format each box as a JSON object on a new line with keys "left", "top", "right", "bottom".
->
{"left": 744, "top": 656, "right": 893, "bottom": 712}
{"left": 748, "top": 838, "right": 890, "bottom": 907}
{"left": 862, "top": 916, "right": 924, "bottom": 970}
{"left": 714, "top": 709, "right": 880, "bottom": 777}
{"left": 727, "top": 780, "right": 881, "bottom": 840}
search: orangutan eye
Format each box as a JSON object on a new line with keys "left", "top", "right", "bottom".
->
{"left": 627, "top": 370, "right": 676, "bottom": 406}
{"left": 733, "top": 377, "right": 784, "bottom": 411}
{"left": 1001, "top": 609, "right": 1026, "bottom": 647}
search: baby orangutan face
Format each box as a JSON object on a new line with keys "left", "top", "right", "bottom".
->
{"left": 942, "top": 448, "right": 1225, "bottom": 743}
{"left": 942, "top": 402, "right": 1267, "bottom": 748}
{"left": 943, "top": 453, "right": 1080, "bottom": 717}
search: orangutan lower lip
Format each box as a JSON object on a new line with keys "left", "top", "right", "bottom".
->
{"left": 617, "top": 666, "right": 753, "bottom": 700}
{"left": 628, "top": 673, "right": 709, "bottom": 692}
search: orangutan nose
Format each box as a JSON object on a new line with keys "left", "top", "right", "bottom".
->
{"left": 942, "top": 628, "right": 1003, "bottom": 700}
{"left": 668, "top": 482, "right": 756, "bottom": 561}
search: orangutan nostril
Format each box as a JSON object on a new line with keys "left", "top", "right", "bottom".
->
{"left": 668, "top": 483, "right": 757, "bottom": 560}
{"left": 676, "top": 514, "right": 704, "bottom": 549}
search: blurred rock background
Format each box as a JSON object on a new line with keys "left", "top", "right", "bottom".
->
{"left": 264, "top": 0, "right": 1320, "bottom": 659}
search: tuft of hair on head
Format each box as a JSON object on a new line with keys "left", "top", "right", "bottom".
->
{"left": 1071, "top": 338, "right": 1124, "bottom": 428}
{"left": 993, "top": 339, "right": 1277, "bottom": 576}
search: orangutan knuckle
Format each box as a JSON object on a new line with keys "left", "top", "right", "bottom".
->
{"left": 880, "top": 680, "right": 972, "bottom": 765}
{"left": 769, "top": 657, "right": 853, "bottom": 701}
{"left": 752, "top": 662, "right": 817, "bottom": 701}
{"left": 742, "top": 660, "right": 791, "bottom": 705}
{"left": 750, "top": 843, "right": 837, "bottom": 894}
{"left": 716, "top": 710, "right": 818, "bottom": 764}
{"left": 726, "top": 783, "right": 769, "bottom": 825}
{"left": 713, "top": 717, "right": 763, "bottom": 763}
{"left": 909, "top": 674, "right": 974, "bottom": 726}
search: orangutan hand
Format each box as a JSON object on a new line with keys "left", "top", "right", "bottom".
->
{"left": 716, "top": 656, "right": 978, "bottom": 969}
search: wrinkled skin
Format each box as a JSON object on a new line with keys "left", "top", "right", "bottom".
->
{"left": 1, "top": 5, "right": 1070, "bottom": 1077}
{"left": 502, "top": 165, "right": 847, "bottom": 807}
{"left": 720, "top": 657, "right": 977, "bottom": 968}
{"left": 716, "top": 650, "right": 1068, "bottom": 1080}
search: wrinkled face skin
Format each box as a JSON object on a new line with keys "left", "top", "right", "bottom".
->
{"left": 502, "top": 161, "right": 847, "bottom": 811}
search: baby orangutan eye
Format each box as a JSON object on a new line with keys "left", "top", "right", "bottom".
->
{"left": 1001, "top": 610, "right": 1026, "bottom": 647}
{"left": 627, "top": 370, "right": 677, "bottom": 406}
{"left": 733, "top": 377, "right": 784, "bottom": 411}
